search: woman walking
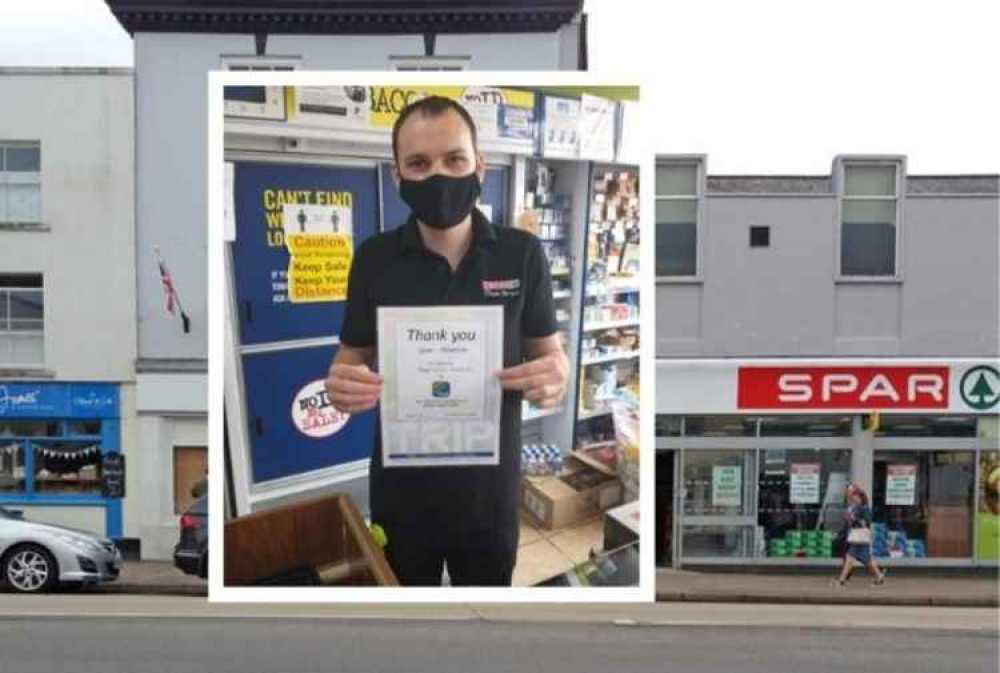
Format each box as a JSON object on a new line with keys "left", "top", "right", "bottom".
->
{"left": 832, "top": 483, "right": 886, "bottom": 587}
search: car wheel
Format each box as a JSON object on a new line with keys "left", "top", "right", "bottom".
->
{"left": 4, "top": 544, "right": 59, "bottom": 594}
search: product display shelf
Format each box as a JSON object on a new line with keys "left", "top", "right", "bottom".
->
{"left": 574, "top": 164, "right": 640, "bottom": 455}
{"left": 583, "top": 318, "right": 640, "bottom": 332}
{"left": 517, "top": 158, "right": 590, "bottom": 458}
{"left": 582, "top": 350, "right": 640, "bottom": 366}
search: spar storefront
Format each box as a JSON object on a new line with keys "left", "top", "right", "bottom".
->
{"left": 655, "top": 359, "right": 1000, "bottom": 568}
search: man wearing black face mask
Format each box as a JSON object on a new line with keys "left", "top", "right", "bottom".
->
{"left": 324, "top": 95, "right": 568, "bottom": 586}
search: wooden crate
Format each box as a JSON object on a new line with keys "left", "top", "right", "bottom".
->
{"left": 224, "top": 493, "right": 398, "bottom": 587}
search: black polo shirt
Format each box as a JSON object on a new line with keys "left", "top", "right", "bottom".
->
{"left": 340, "top": 208, "right": 558, "bottom": 551}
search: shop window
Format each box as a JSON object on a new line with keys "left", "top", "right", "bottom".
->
{"left": 0, "top": 143, "right": 41, "bottom": 225}
{"left": 68, "top": 420, "right": 101, "bottom": 436}
{"left": 977, "top": 451, "right": 1000, "bottom": 560}
{"left": 656, "top": 415, "right": 682, "bottom": 437}
{"left": 981, "top": 417, "right": 998, "bottom": 439}
{"left": 655, "top": 160, "right": 701, "bottom": 277}
{"left": 684, "top": 415, "right": 757, "bottom": 437}
{"left": 0, "top": 420, "right": 61, "bottom": 438}
{"left": 33, "top": 443, "right": 103, "bottom": 495}
{"left": 876, "top": 415, "right": 977, "bottom": 438}
{"left": 0, "top": 273, "right": 44, "bottom": 366}
{"left": 681, "top": 525, "right": 755, "bottom": 558}
{"left": 683, "top": 449, "right": 752, "bottom": 516}
{"left": 839, "top": 162, "right": 899, "bottom": 277}
{"left": 873, "top": 451, "right": 975, "bottom": 559}
{"left": 759, "top": 415, "right": 852, "bottom": 437}
{"left": 758, "top": 449, "right": 851, "bottom": 559}
{"left": 174, "top": 446, "right": 207, "bottom": 515}
{"left": 0, "top": 442, "right": 25, "bottom": 492}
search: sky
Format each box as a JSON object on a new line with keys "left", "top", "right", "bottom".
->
{"left": 0, "top": 0, "right": 997, "bottom": 174}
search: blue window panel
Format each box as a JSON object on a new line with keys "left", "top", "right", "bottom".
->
{"left": 379, "top": 163, "right": 509, "bottom": 232}
{"left": 231, "top": 162, "right": 380, "bottom": 345}
{"left": 241, "top": 344, "right": 377, "bottom": 483}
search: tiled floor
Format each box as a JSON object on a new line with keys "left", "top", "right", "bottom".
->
{"left": 512, "top": 511, "right": 604, "bottom": 586}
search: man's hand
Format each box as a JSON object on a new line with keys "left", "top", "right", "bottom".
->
{"left": 497, "top": 351, "right": 569, "bottom": 408}
{"left": 326, "top": 362, "right": 383, "bottom": 414}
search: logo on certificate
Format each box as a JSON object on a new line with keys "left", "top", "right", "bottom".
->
{"left": 432, "top": 380, "right": 452, "bottom": 399}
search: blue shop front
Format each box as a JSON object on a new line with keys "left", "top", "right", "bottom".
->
{"left": 0, "top": 382, "right": 123, "bottom": 540}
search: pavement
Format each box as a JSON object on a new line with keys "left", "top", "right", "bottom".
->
{"left": 93, "top": 561, "right": 207, "bottom": 596}
{"left": 87, "top": 562, "right": 999, "bottom": 608}
{"left": 654, "top": 568, "right": 1000, "bottom": 607}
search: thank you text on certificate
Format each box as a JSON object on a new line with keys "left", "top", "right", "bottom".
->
{"left": 377, "top": 306, "right": 503, "bottom": 467}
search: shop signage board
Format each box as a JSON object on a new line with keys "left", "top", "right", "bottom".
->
{"left": 0, "top": 383, "right": 119, "bottom": 419}
{"left": 101, "top": 453, "right": 126, "bottom": 498}
{"left": 789, "top": 463, "right": 821, "bottom": 505}
{"left": 287, "top": 86, "right": 537, "bottom": 151}
{"left": 712, "top": 465, "right": 742, "bottom": 507}
{"left": 885, "top": 464, "right": 917, "bottom": 506}
{"left": 657, "top": 360, "right": 1000, "bottom": 414}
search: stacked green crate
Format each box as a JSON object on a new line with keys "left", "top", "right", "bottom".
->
{"left": 770, "top": 530, "right": 835, "bottom": 558}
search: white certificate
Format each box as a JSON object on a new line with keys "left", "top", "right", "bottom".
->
{"left": 377, "top": 305, "right": 504, "bottom": 468}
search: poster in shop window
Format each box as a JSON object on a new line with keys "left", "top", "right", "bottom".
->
{"left": 789, "top": 463, "right": 821, "bottom": 505}
{"left": 282, "top": 203, "right": 354, "bottom": 303}
{"left": 886, "top": 464, "right": 917, "bottom": 506}
{"left": 578, "top": 94, "right": 617, "bottom": 162}
{"left": 378, "top": 305, "right": 503, "bottom": 468}
{"left": 712, "top": 465, "right": 742, "bottom": 507}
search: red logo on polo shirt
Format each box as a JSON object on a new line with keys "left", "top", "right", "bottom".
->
{"left": 482, "top": 278, "right": 521, "bottom": 298}
{"left": 737, "top": 366, "right": 950, "bottom": 409}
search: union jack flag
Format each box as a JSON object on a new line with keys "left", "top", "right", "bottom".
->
{"left": 159, "top": 260, "right": 178, "bottom": 315}
{"left": 157, "top": 253, "right": 191, "bottom": 333}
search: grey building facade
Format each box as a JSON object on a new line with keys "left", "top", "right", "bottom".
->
{"left": 655, "top": 154, "right": 1000, "bottom": 569}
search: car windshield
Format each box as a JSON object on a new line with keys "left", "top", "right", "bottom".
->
{"left": 0, "top": 506, "right": 20, "bottom": 520}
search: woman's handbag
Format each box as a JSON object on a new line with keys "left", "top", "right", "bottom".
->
{"left": 847, "top": 527, "right": 873, "bottom": 545}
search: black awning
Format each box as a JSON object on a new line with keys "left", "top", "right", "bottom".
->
{"left": 105, "top": 0, "right": 583, "bottom": 35}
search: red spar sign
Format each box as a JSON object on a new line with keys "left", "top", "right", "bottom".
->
{"left": 737, "top": 366, "right": 950, "bottom": 409}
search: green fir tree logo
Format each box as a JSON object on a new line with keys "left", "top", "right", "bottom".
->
{"left": 960, "top": 365, "right": 1000, "bottom": 410}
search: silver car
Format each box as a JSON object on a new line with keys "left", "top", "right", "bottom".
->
{"left": 0, "top": 505, "right": 121, "bottom": 593}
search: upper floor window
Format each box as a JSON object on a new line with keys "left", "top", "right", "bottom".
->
{"left": 389, "top": 56, "right": 470, "bottom": 71}
{"left": 839, "top": 161, "right": 901, "bottom": 277}
{"left": 0, "top": 143, "right": 41, "bottom": 225}
{"left": 656, "top": 159, "right": 702, "bottom": 277}
{"left": 221, "top": 56, "right": 300, "bottom": 72}
{"left": 0, "top": 273, "right": 44, "bottom": 367}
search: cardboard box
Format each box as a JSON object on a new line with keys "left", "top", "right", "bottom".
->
{"left": 522, "top": 457, "right": 622, "bottom": 530}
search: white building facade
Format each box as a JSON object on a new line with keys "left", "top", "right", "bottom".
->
{"left": 0, "top": 68, "right": 140, "bottom": 553}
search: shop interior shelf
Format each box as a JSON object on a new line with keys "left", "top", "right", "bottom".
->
{"left": 582, "top": 350, "right": 640, "bottom": 366}
{"left": 582, "top": 318, "right": 640, "bottom": 332}
{"left": 586, "top": 281, "right": 640, "bottom": 297}
{"left": 522, "top": 405, "right": 565, "bottom": 422}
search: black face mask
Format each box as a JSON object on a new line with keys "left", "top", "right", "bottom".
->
{"left": 399, "top": 172, "right": 482, "bottom": 230}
